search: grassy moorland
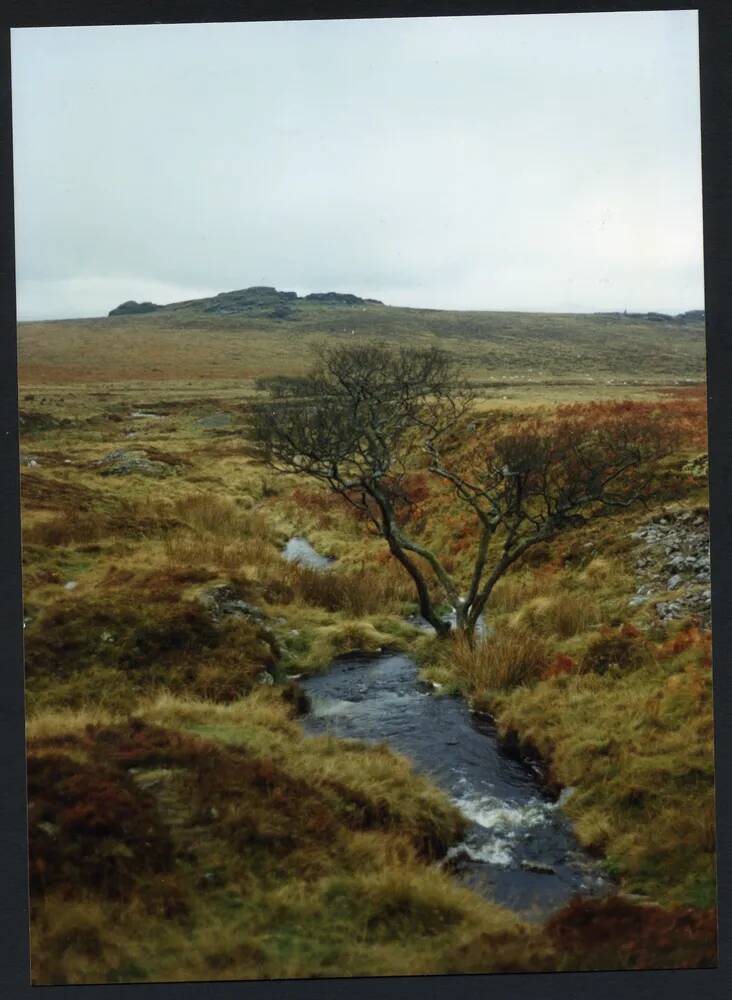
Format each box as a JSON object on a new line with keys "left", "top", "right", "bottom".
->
{"left": 18, "top": 299, "right": 715, "bottom": 982}
{"left": 17, "top": 292, "right": 705, "bottom": 386}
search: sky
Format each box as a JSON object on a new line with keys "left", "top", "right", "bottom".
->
{"left": 11, "top": 12, "right": 704, "bottom": 321}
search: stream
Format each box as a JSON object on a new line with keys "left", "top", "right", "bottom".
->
{"left": 286, "top": 538, "right": 611, "bottom": 920}
{"left": 301, "top": 651, "right": 610, "bottom": 920}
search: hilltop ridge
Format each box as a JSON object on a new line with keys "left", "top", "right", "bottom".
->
{"left": 19, "top": 290, "right": 706, "bottom": 386}
{"left": 109, "top": 286, "right": 383, "bottom": 318}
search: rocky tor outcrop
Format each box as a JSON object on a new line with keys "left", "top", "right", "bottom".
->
{"left": 108, "top": 286, "right": 383, "bottom": 318}
{"left": 108, "top": 300, "right": 162, "bottom": 317}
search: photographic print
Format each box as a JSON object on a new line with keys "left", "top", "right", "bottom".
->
{"left": 12, "top": 10, "right": 716, "bottom": 985}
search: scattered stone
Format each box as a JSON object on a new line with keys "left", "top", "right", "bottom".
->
{"left": 628, "top": 595, "right": 646, "bottom": 607}
{"left": 196, "top": 412, "right": 233, "bottom": 430}
{"left": 682, "top": 453, "right": 709, "bottom": 480}
{"left": 198, "top": 585, "right": 266, "bottom": 622}
{"left": 556, "top": 786, "right": 577, "bottom": 807}
{"left": 64, "top": 581, "right": 78, "bottom": 591}
{"left": 520, "top": 860, "right": 556, "bottom": 875}
{"left": 305, "top": 291, "right": 383, "bottom": 305}
{"left": 442, "top": 847, "right": 474, "bottom": 871}
{"left": 132, "top": 769, "right": 174, "bottom": 791}
{"left": 130, "top": 410, "right": 164, "bottom": 420}
{"left": 198, "top": 869, "right": 226, "bottom": 889}
{"left": 630, "top": 508, "right": 711, "bottom": 626}
{"left": 94, "top": 449, "right": 174, "bottom": 478}
{"left": 256, "top": 670, "right": 275, "bottom": 686}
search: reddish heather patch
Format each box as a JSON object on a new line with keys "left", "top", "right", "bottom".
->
{"left": 543, "top": 654, "right": 577, "bottom": 680}
{"left": 547, "top": 896, "right": 717, "bottom": 970}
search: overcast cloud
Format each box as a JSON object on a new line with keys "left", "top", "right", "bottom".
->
{"left": 11, "top": 12, "right": 703, "bottom": 321}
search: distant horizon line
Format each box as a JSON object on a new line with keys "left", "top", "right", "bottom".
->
{"left": 17, "top": 297, "right": 706, "bottom": 324}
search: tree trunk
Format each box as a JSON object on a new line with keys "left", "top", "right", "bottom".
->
{"left": 387, "top": 537, "right": 451, "bottom": 637}
{"left": 371, "top": 485, "right": 452, "bottom": 637}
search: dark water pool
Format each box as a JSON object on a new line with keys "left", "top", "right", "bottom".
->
{"left": 301, "top": 650, "right": 610, "bottom": 921}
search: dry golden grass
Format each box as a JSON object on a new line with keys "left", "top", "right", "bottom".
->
{"left": 27, "top": 691, "right": 552, "bottom": 985}
{"left": 487, "top": 570, "right": 547, "bottom": 614}
{"left": 449, "top": 629, "right": 548, "bottom": 694}
{"left": 283, "top": 562, "right": 411, "bottom": 617}
{"left": 494, "top": 626, "right": 716, "bottom": 907}
{"left": 511, "top": 592, "right": 600, "bottom": 639}
{"left": 26, "top": 705, "right": 118, "bottom": 739}
{"left": 19, "top": 364, "right": 715, "bottom": 980}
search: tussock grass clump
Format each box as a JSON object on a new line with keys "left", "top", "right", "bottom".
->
{"left": 511, "top": 592, "right": 599, "bottom": 639}
{"left": 450, "top": 629, "right": 548, "bottom": 694}
{"left": 158, "top": 492, "right": 279, "bottom": 576}
{"left": 297, "top": 619, "right": 406, "bottom": 673}
{"left": 162, "top": 532, "right": 277, "bottom": 575}
{"left": 171, "top": 493, "right": 268, "bottom": 540}
{"left": 488, "top": 570, "right": 549, "bottom": 614}
{"left": 23, "top": 511, "right": 114, "bottom": 547}
{"left": 284, "top": 563, "right": 411, "bottom": 617}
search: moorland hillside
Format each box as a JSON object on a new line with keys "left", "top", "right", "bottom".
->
{"left": 17, "top": 287, "right": 706, "bottom": 386}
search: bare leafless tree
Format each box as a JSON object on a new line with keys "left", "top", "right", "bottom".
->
{"left": 250, "top": 344, "right": 678, "bottom": 640}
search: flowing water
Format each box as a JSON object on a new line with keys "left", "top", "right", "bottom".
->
{"left": 301, "top": 650, "right": 611, "bottom": 921}
{"left": 283, "top": 537, "right": 610, "bottom": 919}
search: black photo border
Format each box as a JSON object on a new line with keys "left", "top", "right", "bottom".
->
{"left": 1, "top": 2, "right": 729, "bottom": 998}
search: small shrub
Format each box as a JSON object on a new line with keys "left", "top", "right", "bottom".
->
{"left": 546, "top": 896, "right": 717, "bottom": 970}
{"left": 521, "top": 542, "right": 552, "bottom": 567}
{"left": 658, "top": 623, "right": 710, "bottom": 661}
{"left": 172, "top": 493, "right": 241, "bottom": 535}
{"left": 580, "top": 633, "right": 652, "bottom": 676}
{"left": 27, "top": 749, "right": 174, "bottom": 900}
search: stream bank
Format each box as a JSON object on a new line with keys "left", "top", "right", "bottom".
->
{"left": 281, "top": 535, "right": 612, "bottom": 919}
{"left": 300, "top": 649, "right": 611, "bottom": 921}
